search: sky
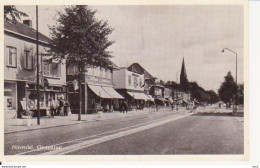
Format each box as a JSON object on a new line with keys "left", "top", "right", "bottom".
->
{"left": 16, "top": 5, "right": 244, "bottom": 92}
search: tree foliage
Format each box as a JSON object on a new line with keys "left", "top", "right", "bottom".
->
{"left": 48, "top": 5, "right": 114, "bottom": 81}
{"left": 165, "top": 80, "right": 219, "bottom": 103}
{"left": 218, "top": 71, "right": 237, "bottom": 104}
{"left": 4, "top": 5, "right": 28, "bottom": 22}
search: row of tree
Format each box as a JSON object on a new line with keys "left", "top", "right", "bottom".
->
{"left": 164, "top": 80, "right": 219, "bottom": 104}
{"left": 164, "top": 71, "right": 244, "bottom": 105}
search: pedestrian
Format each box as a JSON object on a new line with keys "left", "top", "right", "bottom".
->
{"left": 50, "top": 99, "right": 55, "bottom": 118}
{"left": 105, "top": 103, "right": 109, "bottom": 112}
{"left": 64, "top": 100, "right": 70, "bottom": 116}
{"left": 123, "top": 101, "right": 128, "bottom": 113}
{"left": 171, "top": 102, "right": 174, "bottom": 111}
{"left": 59, "top": 97, "right": 65, "bottom": 116}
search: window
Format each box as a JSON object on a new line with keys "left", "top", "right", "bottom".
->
{"left": 43, "top": 61, "right": 51, "bottom": 76}
{"left": 24, "top": 50, "right": 33, "bottom": 70}
{"left": 134, "top": 77, "right": 138, "bottom": 88}
{"left": 68, "top": 64, "right": 78, "bottom": 75}
{"left": 43, "top": 60, "right": 60, "bottom": 77}
{"left": 6, "top": 46, "right": 17, "bottom": 67}
{"left": 140, "top": 79, "right": 143, "bottom": 87}
{"left": 128, "top": 75, "right": 132, "bottom": 85}
{"left": 68, "top": 64, "right": 74, "bottom": 75}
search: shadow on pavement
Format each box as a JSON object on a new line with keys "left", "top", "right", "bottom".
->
{"left": 193, "top": 112, "right": 244, "bottom": 117}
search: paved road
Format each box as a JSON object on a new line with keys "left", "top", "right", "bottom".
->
{"left": 4, "top": 109, "right": 244, "bottom": 155}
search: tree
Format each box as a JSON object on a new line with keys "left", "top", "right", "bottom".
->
{"left": 4, "top": 5, "right": 28, "bottom": 22}
{"left": 218, "top": 71, "right": 237, "bottom": 104}
{"left": 48, "top": 5, "right": 114, "bottom": 121}
{"left": 159, "top": 80, "right": 165, "bottom": 85}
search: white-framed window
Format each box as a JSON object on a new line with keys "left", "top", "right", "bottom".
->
{"left": 43, "top": 60, "right": 60, "bottom": 77}
{"left": 6, "top": 46, "right": 17, "bottom": 68}
{"left": 24, "top": 50, "right": 33, "bottom": 70}
{"left": 128, "top": 75, "right": 132, "bottom": 85}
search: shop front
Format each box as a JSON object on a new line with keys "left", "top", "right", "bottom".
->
{"left": 4, "top": 82, "right": 17, "bottom": 119}
{"left": 68, "top": 83, "right": 124, "bottom": 114}
{"left": 125, "top": 91, "right": 149, "bottom": 110}
{"left": 25, "top": 83, "right": 66, "bottom": 117}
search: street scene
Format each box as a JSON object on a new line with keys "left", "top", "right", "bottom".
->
{"left": 4, "top": 5, "right": 244, "bottom": 155}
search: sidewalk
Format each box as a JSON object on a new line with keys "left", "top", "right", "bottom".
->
{"left": 4, "top": 107, "right": 175, "bottom": 134}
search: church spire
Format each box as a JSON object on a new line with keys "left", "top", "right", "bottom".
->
{"left": 180, "top": 57, "right": 189, "bottom": 92}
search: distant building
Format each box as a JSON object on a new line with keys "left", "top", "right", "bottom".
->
{"left": 4, "top": 19, "right": 66, "bottom": 119}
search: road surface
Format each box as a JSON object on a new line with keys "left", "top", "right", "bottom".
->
{"left": 4, "top": 108, "right": 244, "bottom": 155}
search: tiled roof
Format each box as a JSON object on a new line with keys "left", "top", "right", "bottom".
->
{"left": 4, "top": 20, "right": 50, "bottom": 43}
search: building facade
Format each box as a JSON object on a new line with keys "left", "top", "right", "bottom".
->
{"left": 67, "top": 62, "right": 124, "bottom": 114}
{"left": 128, "top": 63, "right": 168, "bottom": 106}
{"left": 113, "top": 67, "right": 150, "bottom": 110}
{"left": 4, "top": 20, "right": 66, "bottom": 119}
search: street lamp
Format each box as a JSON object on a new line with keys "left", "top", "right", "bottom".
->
{"left": 222, "top": 48, "right": 238, "bottom": 113}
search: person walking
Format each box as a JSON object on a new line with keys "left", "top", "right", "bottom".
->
{"left": 64, "top": 100, "right": 69, "bottom": 116}
{"left": 59, "top": 98, "right": 65, "bottom": 116}
{"left": 50, "top": 99, "right": 55, "bottom": 118}
{"left": 123, "top": 101, "right": 128, "bottom": 113}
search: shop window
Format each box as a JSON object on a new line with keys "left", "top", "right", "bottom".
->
{"left": 6, "top": 46, "right": 17, "bottom": 68}
{"left": 24, "top": 50, "right": 33, "bottom": 70}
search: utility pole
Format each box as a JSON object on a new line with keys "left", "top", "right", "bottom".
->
{"left": 36, "top": 5, "right": 40, "bottom": 125}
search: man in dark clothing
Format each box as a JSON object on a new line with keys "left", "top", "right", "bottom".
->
{"left": 123, "top": 101, "right": 128, "bottom": 113}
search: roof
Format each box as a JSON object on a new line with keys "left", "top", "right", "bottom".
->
{"left": 4, "top": 20, "right": 50, "bottom": 44}
{"left": 105, "top": 59, "right": 119, "bottom": 70}
{"left": 128, "top": 63, "right": 155, "bottom": 79}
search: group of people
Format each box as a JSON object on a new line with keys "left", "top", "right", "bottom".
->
{"left": 49, "top": 98, "right": 70, "bottom": 118}
{"left": 119, "top": 100, "right": 128, "bottom": 113}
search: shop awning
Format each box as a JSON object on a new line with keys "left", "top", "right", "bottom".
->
{"left": 127, "top": 91, "right": 150, "bottom": 101}
{"left": 102, "top": 86, "right": 124, "bottom": 99}
{"left": 88, "top": 85, "right": 113, "bottom": 99}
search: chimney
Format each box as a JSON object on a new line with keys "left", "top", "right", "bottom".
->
{"left": 23, "top": 20, "right": 32, "bottom": 27}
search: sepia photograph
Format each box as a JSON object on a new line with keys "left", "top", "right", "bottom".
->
{"left": 2, "top": 3, "right": 246, "bottom": 158}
